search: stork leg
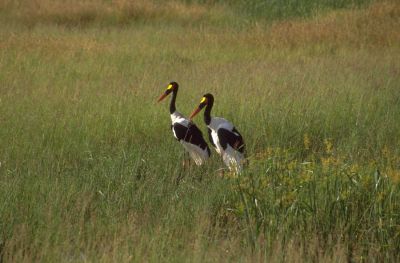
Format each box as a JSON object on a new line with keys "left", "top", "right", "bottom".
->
{"left": 182, "top": 151, "right": 191, "bottom": 170}
{"left": 176, "top": 152, "right": 190, "bottom": 185}
{"left": 184, "top": 153, "right": 193, "bottom": 176}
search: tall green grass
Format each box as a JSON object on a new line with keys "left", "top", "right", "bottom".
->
{"left": 1, "top": 0, "right": 399, "bottom": 262}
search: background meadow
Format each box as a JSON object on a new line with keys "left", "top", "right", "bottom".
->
{"left": 0, "top": 0, "right": 399, "bottom": 261}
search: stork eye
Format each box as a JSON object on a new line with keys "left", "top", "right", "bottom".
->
{"left": 200, "top": 97, "right": 207, "bottom": 104}
{"left": 167, "top": 84, "right": 173, "bottom": 90}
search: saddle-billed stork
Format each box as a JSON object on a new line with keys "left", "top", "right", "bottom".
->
{"left": 157, "top": 82, "right": 211, "bottom": 166}
{"left": 189, "top": 93, "right": 245, "bottom": 173}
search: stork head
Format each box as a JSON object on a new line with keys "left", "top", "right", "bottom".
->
{"left": 189, "top": 93, "right": 214, "bottom": 120}
{"left": 157, "top": 81, "right": 179, "bottom": 102}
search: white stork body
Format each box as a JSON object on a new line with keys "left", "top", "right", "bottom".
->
{"left": 158, "top": 82, "right": 210, "bottom": 166}
{"left": 190, "top": 94, "right": 245, "bottom": 173}
{"left": 208, "top": 117, "right": 245, "bottom": 173}
{"left": 170, "top": 111, "right": 210, "bottom": 166}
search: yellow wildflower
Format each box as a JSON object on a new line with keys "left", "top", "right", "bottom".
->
{"left": 287, "top": 160, "right": 297, "bottom": 171}
{"left": 303, "top": 133, "right": 311, "bottom": 150}
{"left": 350, "top": 164, "right": 359, "bottom": 174}
{"left": 324, "top": 138, "right": 333, "bottom": 154}
{"left": 321, "top": 157, "right": 332, "bottom": 171}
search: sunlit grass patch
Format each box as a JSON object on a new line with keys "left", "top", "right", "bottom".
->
{"left": 0, "top": 0, "right": 230, "bottom": 27}
{"left": 242, "top": 0, "right": 400, "bottom": 49}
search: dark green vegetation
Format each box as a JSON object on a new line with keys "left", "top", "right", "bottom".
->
{"left": 0, "top": 0, "right": 399, "bottom": 262}
{"left": 187, "top": 0, "right": 373, "bottom": 21}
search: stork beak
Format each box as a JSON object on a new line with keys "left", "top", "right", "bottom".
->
{"left": 157, "top": 93, "right": 168, "bottom": 102}
{"left": 189, "top": 107, "right": 201, "bottom": 120}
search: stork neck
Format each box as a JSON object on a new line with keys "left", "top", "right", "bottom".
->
{"left": 169, "top": 89, "right": 177, "bottom": 114}
{"left": 204, "top": 102, "right": 212, "bottom": 125}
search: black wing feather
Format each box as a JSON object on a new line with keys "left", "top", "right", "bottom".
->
{"left": 172, "top": 123, "right": 211, "bottom": 155}
{"left": 217, "top": 127, "right": 245, "bottom": 153}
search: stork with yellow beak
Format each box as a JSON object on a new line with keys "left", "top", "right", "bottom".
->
{"left": 157, "top": 82, "right": 211, "bottom": 166}
{"left": 190, "top": 93, "right": 245, "bottom": 173}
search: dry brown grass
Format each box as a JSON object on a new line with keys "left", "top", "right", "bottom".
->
{"left": 246, "top": 1, "right": 400, "bottom": 49}
{"left": 0, "top": 0, "right": 215, "bottom": 27}
{"left": 1, "top": 0, "right": 398, "bottom": 49}
{"left": 0, "top": 34, "right": 113, "bottom": 56}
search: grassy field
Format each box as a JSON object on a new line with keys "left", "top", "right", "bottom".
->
{"left": 1, "top": 0, "right": 400, "bottom": 262}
